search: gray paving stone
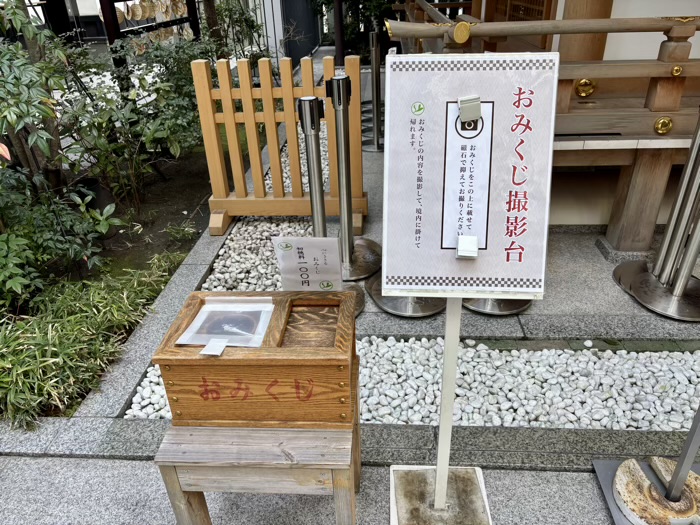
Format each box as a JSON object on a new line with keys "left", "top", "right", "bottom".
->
{"left": 46, "top": 418, "right": 169, "bottom": 459}
{"left": 621, "top": 339, "right": 682, "bottom": 352}
{"left": 151, "top": 263, "right": 210, "bottom": 319}
{"left": 676, "top": 340, "right": 700, "bottom": 351}
{"left": 520, "top": 313, "right": 700, "bottom": 340}
{"left": 483, "top": 470, "right": 613, "bottom": 525}
{"left": 356, "top": 311, "right": 524, "bottom": 339}
{"left": 0, "top": 418, "right": 66, "bottom": 456}
{"left": 362, "top": 448, "right": 433, "bottom": 466}
{"left": 361, "top": 423, "right": 435, "bottom": 450}
{"left": 0, "top": 455, "right": 613, "bottom": 525}
{"left": 567, "top": 339, "right": 625, "bottom": 351}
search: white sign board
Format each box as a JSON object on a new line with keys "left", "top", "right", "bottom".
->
{"left": 382, "top": 53, "right": 559, "bottom": 299}
{"left": 272, "top": 237, "right": 342, "bottom": 292}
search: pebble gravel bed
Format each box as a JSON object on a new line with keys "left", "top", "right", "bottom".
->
{"left": 127, "top": 217, "right": 700, "bottom": 430}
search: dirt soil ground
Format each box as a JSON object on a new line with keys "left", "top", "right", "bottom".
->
{"left": 102, "top": 151, "right": 213, "bottom": 272}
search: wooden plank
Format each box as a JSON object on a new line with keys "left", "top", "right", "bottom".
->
{"left": 555, "top": 107, "right": 700, "bottom": 137}
{"left": 176, "top": 466, "right": 334, "bottom": 495}
{"left": 281, "top": 58, "right": 304, "bottom": 199}
{"left": 191, "top": 60, "right": 229, "bottom": 200}
{"left": 237, "top": 59, "right": 266, "bottom": 198}
{"left": 605, "top": 148, "right": 674, "bottom": 251}
{"left": 159, "top": 465, "right": 212, "bottom": 525}
{"left": 553, "top": 149, "right": 637, "bottom": 166}
{"left": 156, "top": 427, "right": 353, "bottom": 468}
{"left": 301, "top": 57, "right": 315, "bottom": 97}
{"left": 324, "top": 56, "right": 340, "bottom": 200}
{"left": 559, "top": 60, "right": 700, "bottom": 80}
{"left": 259, "top": 58, "right": 285, "bottom": 198}
{"left": 557, "top": 80, "right": 573, "bottom": 113}
{"left": 345, "top": 56, "right": 364, "bottom": 200}
{"left": 281, "top": 306, "right": 339, "bottom": 348}
{"left": 207, "top": 209, "right": 231, "bottom": 236}
{"left": 352, "top": 212, "right": 363, "bottom": 236}
{"left": 170, "top": 419, "right": 354, "bottom": 430}
{"left": 216, "top": 59, "right": 247, "bottom": 199}
{"left": 333, "top": 469, "right": 357, "bottom": 525}
{"left": 163, "top": 364, "right": 351, "bottom": 425}
{"left": 352, "top": 387, "right": 361, "bottom": 494}
{"left": 206, "top": 193, "right": 369, "bottom": 217}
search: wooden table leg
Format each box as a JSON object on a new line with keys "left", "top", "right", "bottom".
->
{"left": 353, "top": 406, "right": 361, "bottom": 494}
{"left": 159, "top": 466, "right": 212, "bottom": 525}
{"left": 332, "top": 469, "right": 357, "bottom": 525}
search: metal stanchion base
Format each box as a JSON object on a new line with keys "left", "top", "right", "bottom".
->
{"left": 365, "top": 272, "right": 446, "bottom": 317}
{"left": 614, "top": 457, "right": 700, "bottom": 525}
{"left": 342, "top": 238, "right": 383, "bottom": 281}
{"left": 342, "top": 282, "right": 365, "bottom": 317}
{"left": 390, "top": 466, "right": 492, "bottom": 525}
{"left": 613, "top": 259, "right": 649, "bottom": 295}
{"left": 595, "top": 459, "right": 700, "bottom": 525}
{"left": 462, "top": 298, "right": 532, "bottom": 316}
{"left": 630, "top": 272, "right": 700, "bottom": 322}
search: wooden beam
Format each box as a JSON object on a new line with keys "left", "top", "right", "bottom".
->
{"left": 558, "top": 0, "right": 613, "bottom": 61}
{"left": 559, "top": 60, "right": 700, "bottom": 80}
{"left": 209, "top": 194, "right": 369, "bottom": 217}
{"left": 606, "top": 149, "right": 674, "bottom": 251}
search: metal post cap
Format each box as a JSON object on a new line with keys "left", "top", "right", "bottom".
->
{"left": 298, "top": 96, "right": 323, "bottom": 134}
{"left": 326, "top": 75, "right": 352, "bottom": 109}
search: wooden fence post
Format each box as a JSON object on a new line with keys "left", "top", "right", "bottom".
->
{"left": 192, "top": 60, "right": 232, "bottom": 236}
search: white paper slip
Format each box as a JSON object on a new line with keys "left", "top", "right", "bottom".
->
{"left": 200, "top": 338, "right": 228, "bottom": 356}
{"left": 272, "top": 236, "right": 343, "bottom": 292}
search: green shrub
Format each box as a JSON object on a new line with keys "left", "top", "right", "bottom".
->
{"left": 0, "top": 169, "right": 121, "bottom": 310}
{"left": 0, "top": 252, "right": 184, "bottom": 428}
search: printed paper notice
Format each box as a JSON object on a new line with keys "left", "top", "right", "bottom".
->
{"left": 272, "top": 237, "right": 343, "bottom": 292}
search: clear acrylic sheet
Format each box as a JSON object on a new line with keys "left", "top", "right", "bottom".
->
{"left": 176, "top": 297, "right": 274, "bottom": 349}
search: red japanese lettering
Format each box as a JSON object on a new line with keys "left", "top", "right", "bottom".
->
{"left": 294, "top": 379, "right": 314, "bottom": 402}
{"left": 198, "top": 377, "right": 221, "bottom": 401}
{"left": 505, "top": 241, "right": 525, "bottom": 263}
{"left": 505, "top": 216, "right": 528, "bottom": 238}
{"left": 506, "top": 191, "right": 529, "bottom": 213}
{"left": 511, "top": 165, "right": 528, "bottom": 186}
{"left": 514, "top": 138, "right": 525, "bottom": 161}
{"left": 266, "top": 379, "right": 281, "bottom": 401}
{"left": 512, "top": 87, "right": 534, "bottom": 109}
{"left": 510, "top": 114, "right": 533, "bottom": 135}
{"left": 230, "top": 380, "right": 252, "bottom": 401}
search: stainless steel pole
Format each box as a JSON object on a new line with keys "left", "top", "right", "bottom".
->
{"left": 328, "top": 75, "right": 355, "bottom": 266}
{"left": 654, "top": 115, "right": 700, "bottom": 285}
{"left": 666, "top": 407, "right": 700, "bottom": 501}
{"left": 371, "top": 31, "right": 383, "bottom": 150}
{"left": 671, "top": 202, "right": 700, "bottom": 296}
{"left": 298, "top": 96, "right": 327, "bottom": 237}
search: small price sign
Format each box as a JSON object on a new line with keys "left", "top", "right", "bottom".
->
{"left": 272, "top": 237, "right": 343, "bottom": 292}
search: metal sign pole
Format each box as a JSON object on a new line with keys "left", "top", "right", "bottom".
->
{"left": 433, "top": 297, "right": 462, "bottom": 508}
{"left": 666, "top": 407, "right": 700, "bottom": 501}
{"left": 327, "top": 76, "right": 382, "bottom": 282}
{"left": 298, "top": 96, "right": 327, "bottom": 238}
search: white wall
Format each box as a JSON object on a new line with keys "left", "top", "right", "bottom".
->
{"left": 76, "top": 0, "right": 99, "bottom": 17}
{"left": 604, "top": 0, "right": 700, "bottom": 60}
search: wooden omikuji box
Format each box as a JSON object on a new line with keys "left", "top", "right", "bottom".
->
{"left": 152, "top": 291, "right": 358, "bottom": 429}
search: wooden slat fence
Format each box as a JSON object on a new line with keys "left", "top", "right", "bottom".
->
{"left": 192, "top": 56, "right": 368, "bottom": 235}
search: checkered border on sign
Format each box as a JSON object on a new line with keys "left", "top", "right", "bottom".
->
{"left": 385, "top": 276, "right": 542, "bottom": 288}
{"left": 390, "top": 58, "right": 556, "bottom": 73}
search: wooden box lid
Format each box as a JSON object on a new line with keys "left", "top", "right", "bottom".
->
{"left": 152, "top": 291, "right": 357, "bottom": 366}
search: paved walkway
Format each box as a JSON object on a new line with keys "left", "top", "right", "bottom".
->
{"left": 0, "top": 457, "right": 613, "bottom": 525}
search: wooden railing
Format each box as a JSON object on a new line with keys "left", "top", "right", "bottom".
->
{"left": 192, "top": 56, "right": 368, "bottom": 235}
{"left": 385, "top": 4, "right": 700, "bottom": 252}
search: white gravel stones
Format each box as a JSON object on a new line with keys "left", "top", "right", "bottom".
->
{"left": 264, "top": 123, "right": 330, "bottom": 194}
{"left": 357, "top": 338, "right": 700, "bottom": 431}
{"left": 124, "top": 365, "right": 171, "bottom": 420}
{"left": 201, "top": 217, "right": 312, "bottom": 292}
